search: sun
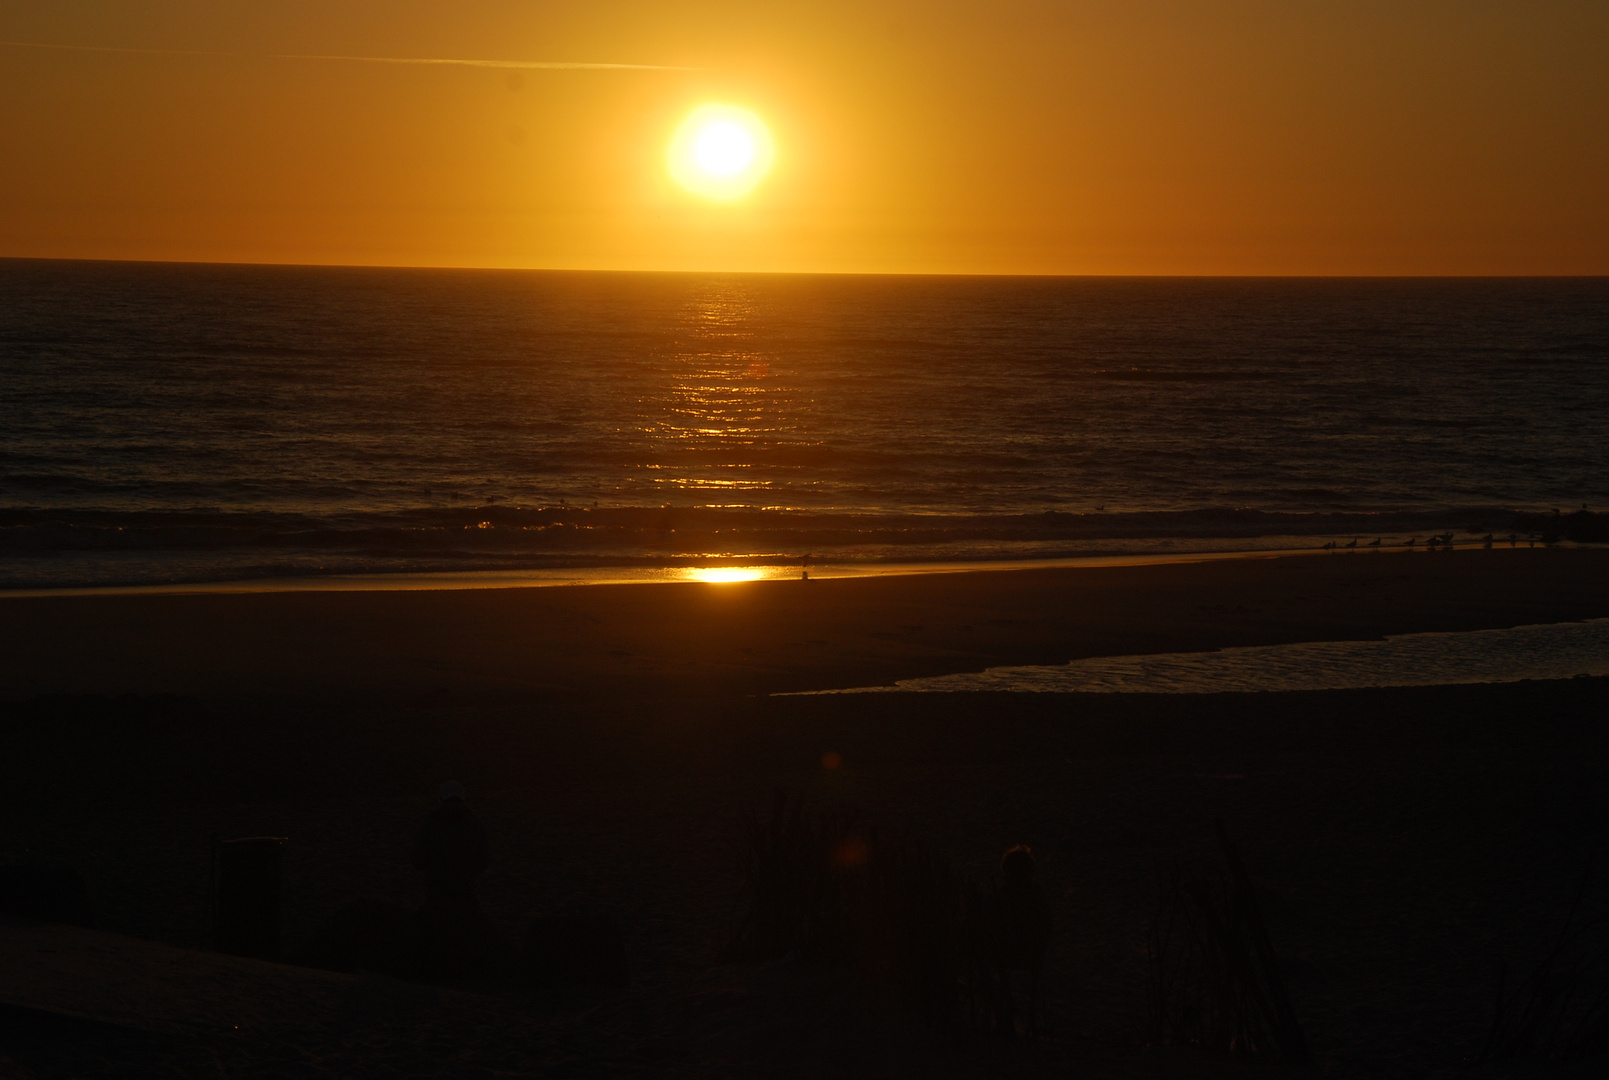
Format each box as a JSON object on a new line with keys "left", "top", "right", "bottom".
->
{"left": 668, "top": 105, "right": 774, "bottom": 200}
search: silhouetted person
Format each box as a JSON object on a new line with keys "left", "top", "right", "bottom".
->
{"left": 997, "top": 845, "right": 1051, "bottom": 1037}
{"left": 414, "top": 781, "right": 487, "bottom": 909}
{"left": 412, "top": 780, "right": 496, "bottom": 978}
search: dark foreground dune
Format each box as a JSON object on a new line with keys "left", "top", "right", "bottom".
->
{"left": 3, "top": 549, "right": 1609, "bottom": 1077}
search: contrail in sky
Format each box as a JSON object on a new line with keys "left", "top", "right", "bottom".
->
{"left": 278, "top": 53, "right": 697, "bottom": 71}
{"left": 0, "top": 40, "right": 697, "bottom": 70}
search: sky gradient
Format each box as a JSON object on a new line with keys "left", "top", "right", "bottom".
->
{"left": 2, "top": 0, "right": 1605, "bottom": 275}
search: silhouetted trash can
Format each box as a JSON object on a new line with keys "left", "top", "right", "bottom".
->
{"left": 211, "top": 836, "right": 286, "bottom": 960}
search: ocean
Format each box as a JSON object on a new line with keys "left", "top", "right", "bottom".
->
{"left": 2, "top": 259, "right": 1606, "bottom": 590}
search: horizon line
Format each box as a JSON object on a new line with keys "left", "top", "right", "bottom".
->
{"left": 1, "top": 255, "right": 1603, "bottom": 280}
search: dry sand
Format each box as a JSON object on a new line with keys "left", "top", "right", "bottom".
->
{"left": 2, "top": 548, "right": 1609, "bottom": 1077}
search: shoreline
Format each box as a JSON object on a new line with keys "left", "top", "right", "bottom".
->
{"left": 785, "top": 616, "right": 1609, "bottom": 695}
{"left": 4, "top": 546, "right": 1608, "bottom": 700}
{"left": 0, "top": 539, "right": 1582, "bottom": 599}
{"left": 0, "top": 545, "right": 1328, "bottom": 599}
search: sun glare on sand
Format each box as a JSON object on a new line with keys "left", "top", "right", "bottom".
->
{"left": 686, "top": 567, "right": 766, "bottom": 583}
{"left": 668, "top": 105, "right": 774, "bottom": 200}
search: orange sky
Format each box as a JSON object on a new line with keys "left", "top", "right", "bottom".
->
{"left": 2, "top": 0, "right": 1605, "bottom": 275}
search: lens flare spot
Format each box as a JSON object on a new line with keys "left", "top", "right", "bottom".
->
{"left": 832, "top": 837, "right": 869, "bottom": 869}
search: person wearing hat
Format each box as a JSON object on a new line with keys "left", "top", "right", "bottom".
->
{"left": 996, "top": 845, "right": 1051, "bottom": 1037}
{"left": 413, "top": 781, "right": 488, "bottom": 910}
{"left": 412, "top": 781, "right": 493, "bottom": 976}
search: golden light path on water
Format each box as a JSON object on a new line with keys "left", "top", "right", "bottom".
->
{"left": 633, "top": 277, "right": 805, "bottom": 504}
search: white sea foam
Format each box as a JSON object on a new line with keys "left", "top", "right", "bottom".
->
{"left": 794, "top": 619, "right": 1609, "bottom": 695}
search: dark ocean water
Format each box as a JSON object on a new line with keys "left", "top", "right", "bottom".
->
{"left": 2, "top": 259, "right": 1607, "bottom": 589}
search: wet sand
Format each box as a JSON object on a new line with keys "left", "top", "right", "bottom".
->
{"left": 3, "top": 548, "right": 1609, "bottom": 1077}
{"left": 2, "top": 547, "right": 1608, "bottom": 699}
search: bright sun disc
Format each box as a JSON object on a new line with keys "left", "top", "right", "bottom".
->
{"left": 669, "top": 105, "right": 774, "bottom": 200}
{"left": 694, "top": 123, "right": 753, "bottom": 176}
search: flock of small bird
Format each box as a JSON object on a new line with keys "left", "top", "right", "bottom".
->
{"left": 1321, "top": 532, "right": 1528, "bottom": 552}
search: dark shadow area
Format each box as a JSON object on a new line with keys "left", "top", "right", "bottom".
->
{"left": 0, "top": 1002, "right": 177, "bottom": 1075}
{"left": 1480, "top": 866, "right": 1609, "bottom": 1064}
{"left": 1146, "top": 822, "right": 1309, "bottom": 1065}
{"left": 0, "top": 864, "right": 92, "bottom": 927}
{"left": 0, "top": 678, "right": 1607, "bottom": 1076}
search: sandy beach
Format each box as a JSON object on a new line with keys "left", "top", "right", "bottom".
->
{"left": 3, "top": 547, "right": 1608, "bottom": 699}
{"left": 3, "top": 548, "right": 1609, "bottom": 1077}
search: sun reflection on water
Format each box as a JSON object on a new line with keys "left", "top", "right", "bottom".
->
{"left": 631, "top": 280, "right": 811, "bottom": 500}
